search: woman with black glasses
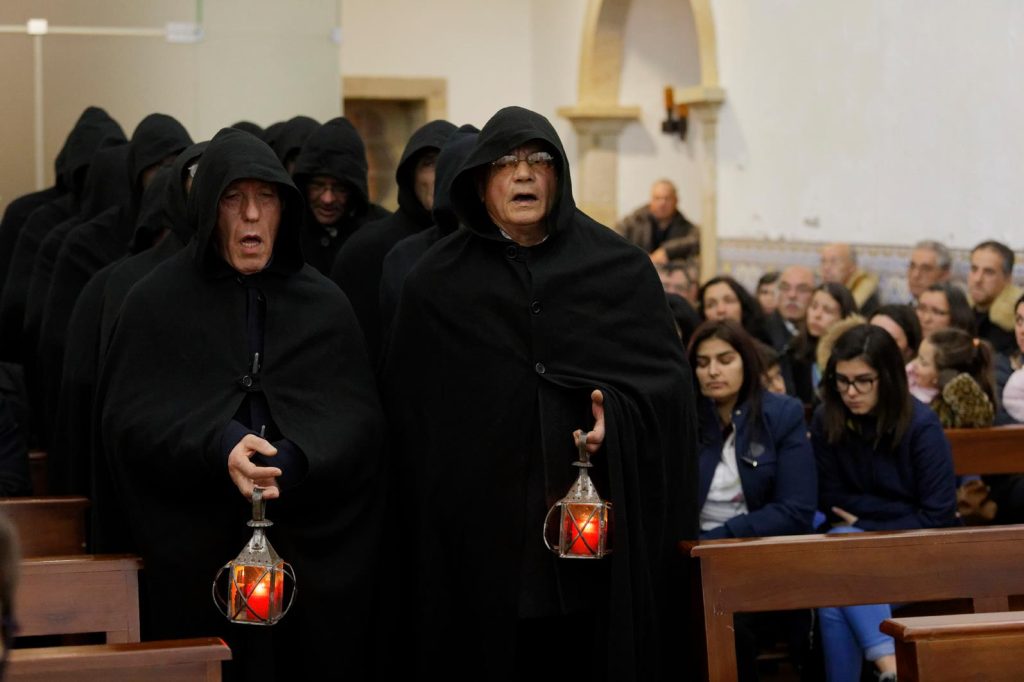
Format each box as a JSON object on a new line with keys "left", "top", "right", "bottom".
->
{"left": 812, "top": 324, "right": 957, "bottom": 682}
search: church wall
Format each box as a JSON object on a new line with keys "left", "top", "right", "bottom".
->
{"left": 0, "top": 0, "right": 341, "bottom": 205}
{"left": 711, "top": 0, "right": 1024, "bottom": 250}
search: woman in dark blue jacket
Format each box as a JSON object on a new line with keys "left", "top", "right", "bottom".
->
{"left": 689, "top": 319, "right": 816, "bottom": 681}
{"left": 690, "top": 320, "right": 817, "bottom": 539}
{"left": 813, "top": 324, "right": 957, "bottom": 682}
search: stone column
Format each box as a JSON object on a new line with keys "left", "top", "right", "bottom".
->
{"left": 677, "top": 85, "right": 724, "bottom": 280}
{"left": 557, "top": 105, "right": 640, "bottom": 228}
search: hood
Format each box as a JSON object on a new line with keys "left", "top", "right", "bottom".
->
{"left": 129, "top": 166, "right": 175, "bottom": 253}
{"left": 432, "top": 124, "right": 479, "bottom": 235}
{"left": 395, "top": 119, "right": 457, "bottom": 223}
{"left": 187, "top": 128, "right": 304, "bottom": 276}
{"left": 816, "top": 314, "right": 867, "bottom": 372}
{"left": 230, "top": 120, "right": 264, "bottom": 138}
{"left": 267, "top": 115, "right": 319, "bottom": 167}
{"left": 128, "top": 113, "right": 193, "bottom": 196}
{"left": 162, "top": 141, "right": 208, "bottom": 245}
{"left": 78, "top": 143, "right": 133, "bottom": 222}
{"left": 450, "top": 106, "right": 574, "bottom": 241}
{"left": 291, "top": 117, "right": 370, "bottom": 217}
{"left": 58, "top": 106, "right": 126, "bottom": 199}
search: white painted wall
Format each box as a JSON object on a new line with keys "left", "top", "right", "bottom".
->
{"left": 617, "top": 0, "right": 704, "bottom": 224}
{"left": 712, "top": 0, "right": 1024, "bottom": 248}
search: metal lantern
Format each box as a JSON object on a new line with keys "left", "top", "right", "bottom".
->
{"left": 543, "top": 431, "right": 613, "bottom": 559}
{"left": 213, "top": 487, "right": 296, "bottom": 625}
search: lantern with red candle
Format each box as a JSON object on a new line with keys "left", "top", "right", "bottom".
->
{"left": 543, "top": 431, "right": 613, "bottom": 559}
{"left": 213, "top": 487, "right": 296, "bottom": 625}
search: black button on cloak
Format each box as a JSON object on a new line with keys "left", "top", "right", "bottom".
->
{"left": 291, "top": 117, "right": 391, "bottom": 275}
{"left": 330, "top": 118, "right": 456, "bottom": 366}
{"left": 99, "top": 128, "right": 385, "bottom": 680}
{"left": 382, "top": 106, "right": 698, "bottom": 681}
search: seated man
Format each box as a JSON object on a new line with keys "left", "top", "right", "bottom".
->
{"left": 907, "top": 240, "right": 952, "bottom": 305}
{"left": 968, "top": 240, "right": 1022, "bottom": 354}
{"left": 764, "top": 264, "right": 816, "bottom": 352}
{"left": 615, "top": 179, "right": 699, "bottom": 267}
{"left": 821, "top": 242, "right": 879, "bottom": 315}
{"left": 658, "top": 259, "right": 696, "bottom": 303}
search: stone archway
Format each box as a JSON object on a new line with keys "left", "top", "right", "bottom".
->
{"left": 559, "top": 0, "right": 724, "bottom": 278}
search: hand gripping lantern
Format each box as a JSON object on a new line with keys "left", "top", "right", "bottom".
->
{"left": 213, "top": 487, "right": 297, "bottom": 625}
{"left": 543, "top": 431, "right": 613, "bottom": 559}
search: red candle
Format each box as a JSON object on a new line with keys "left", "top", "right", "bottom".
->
{"left": 231, "top": 568, "right": 284, "bottom": 622}
{"left": 244, "top": 578, "right": 271, "bottom": 620}
{"left": 565, "top": 507, "right": 601, "bottom": 556}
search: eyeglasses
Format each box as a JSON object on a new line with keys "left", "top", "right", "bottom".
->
{"left": 834, "top": 373, "right": 878, "bottom": 394}
{"left": 915, "top": 303, "right": 949, "bottom": 317}
{"left": 308, "top": 179, "right": 348, "bottom": 198}
{"left": 778, "top": 283, "right": 813, "bottom": 296}
{"left": 490, "top": 151, "right": 555, "bottom": 172}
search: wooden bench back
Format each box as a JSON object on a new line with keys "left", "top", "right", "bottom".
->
{"left": 7, "top": 637, "right": 230, "bottom": 681}
{"left": 947, "top": 425, "right": 1024, "bottom": 475}
{"left": 0, "top": 496, "right": 88, "bottom": 557}
{"left": 15, "top": 554, "right": 142, "bottom": 643}
{"left": 688, "top": 525, "right": 1024, "bottom": 680}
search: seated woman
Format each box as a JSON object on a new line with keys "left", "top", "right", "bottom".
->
{"left": 784, "top": 283, "right": 856, "bottom": 408}
{"left": 915, "top": 282, "right": 976, "bottom": 339}
{"left": 813, "top": 324, "right": 958, "bottom": 682}
{"left": 698, "top": 276, "right": 774, "bottom": 347}
{"left": 689, "top": 319, "right": 816, "bottom": 681}
{"left": 871, "top": 304, "right": 922, "bottom": 364}
{"left": 996, "top": 293, "right": 1024, "bottom": 424}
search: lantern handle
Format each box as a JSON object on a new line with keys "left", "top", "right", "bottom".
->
{"left": 252, "top": 486, "right": 265, "bottom": 522}
{"left": 542, "top": 504, "right": 560, "bottom": 554}
{"left": 575, "top": 430, "right": 592, "bottom": 467}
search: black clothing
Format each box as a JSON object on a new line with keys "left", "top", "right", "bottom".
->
{"left": 291, "top": 117, "right": 391, "bottom": 275}
{"left": 382, "top": 106, "right": 698, "bottom": 681}
{"left": 0, "top": 397, "right": 31, "bottom": 496}
{"left": 330, "top": 119, "right": 455, "bottom": 365}
{"left": 976, "top": 310, "right": 1016, "bottom": 355}
{"left": 230, "top": 120, "right": 264, "bottom": 138}
{"left": 765, "top": 310, "right": 796, "bottom": 353}
{"left": 378, "top": 124, "right": 479, "bottom": 333}
{"left": 265, "top": 115, "right": 318, "bottom": 170}
{"left": 0, "top": 107, "right": 125, "bottom": 362}
{"left": 99, "top": 128, "right": 385, "bottom": 680}
{"left": 0, "top": 187, "right": 62, "bottom": 303}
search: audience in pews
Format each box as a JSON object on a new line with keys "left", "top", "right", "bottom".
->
{"left": 616, "top": 178, "right": 700, "bottom": 267}
{"left": 698, "top": 275, "right": 773, "bottom": 346}
{"left": 871, "top": 304, "right": 922, "bottom": 364}
{"left": 783, "top": 282, "right": 857, "bottom": 409}
{"left": 913, "top": 329, "right": 996, "bottom": 429}
{"left": 765, "top": 264, "right": 815, "bottom": 353}
{"left": 916, "top": 281, "right": 977, "bottom": 339}
{"left": 755, "top": 270, "right": 780, "bottom": 316}
{"left": 995, "top": 293, "right": 1024, "bottom": 424}
{"left": 813, "top": 324, "right": 958, "bottom": 682}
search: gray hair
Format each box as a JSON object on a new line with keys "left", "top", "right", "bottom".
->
{"left": 914, "top": 240, "right": 952, "bottom": 271}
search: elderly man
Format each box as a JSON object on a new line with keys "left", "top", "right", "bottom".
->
{"left": 616, "top": 178, "right": 699, "bottom": 267}
{"left": 99, "top": 128, "right": 384, "bottom": 680}
{"left": 291, "top": 117, "right": 390, "bottom": 275}
{"left": 764, "top": 264, "right": 816, "bottom": 352}
{"left": 820, "top": 242, "right": 879, "bottom": 315}
{"left": 968, "top": 240, "right": 1022, "bottom": 354}
{"left": 907, "top": 240, "right": 952, "bottom": 304}
{"left": 383, "top": 107, "right": 697, "bottom": 680}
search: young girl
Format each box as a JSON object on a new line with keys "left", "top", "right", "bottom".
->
{"left": 913, "top": 328, "right": 996, "bottom": 428}
{"left": 813, "top": 324, "right": 957, "bottom": 682}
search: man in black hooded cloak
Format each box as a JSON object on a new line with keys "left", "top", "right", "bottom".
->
{"left": 382, "top": 106, "right": 698, "bottom": 681}
{"left": 99, "top": 128, "right": 385, "bottom": 680}
{"left": 330, "top": 118, "right": 455, "bottom": 365}
{"left": 291, "top": 117, "right": 390, "bottom": 275}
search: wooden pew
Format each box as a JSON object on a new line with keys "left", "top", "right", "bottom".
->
{"left": 0, "top": 496, "right": 88, "bottom": 557}
{"left": 947, "top": 425, "right": 1024, "bottom": 475}
{"left": 881, "top": 611, "right": 1024, "bottom": 682}
{"left": 7, "top": 637, "right": 231, "bottom": 681}
{"left": 16, "top": 555, "right": 142, "bottom": 643}
{"left": 689, "top": 526, "right": 1024, "bottom": 681}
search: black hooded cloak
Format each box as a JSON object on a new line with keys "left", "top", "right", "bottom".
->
{"left": 291, "top": 117, "right": 390, "bottom": 275}
{"left": 382, "top": 106, "right": 698, "bottom": 681}
{"left": 264, "top": 115, "right": 318, "bottom": 171}
{"left": 378, "top": 123, "right": 479, "bottom": 332}
{"left": 330, "top": 119, "right": 455, "bottom": 365}
{"left": 0, "top": 107, "right": 125, "bottom": 362}
{"left": 38, "top": 114, "right": 191, "bottom": 439}
{"left": 99, "top": 128, "right": 385, "bottom": 679}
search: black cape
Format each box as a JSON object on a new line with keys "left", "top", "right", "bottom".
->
{"left": 291, "top": 117, "right": 390, "bottom": 275}
{"left": 0, "top": 107, "right": 125, "bottom": 362}
{"left": 99, "top": 128, "right": 385, "bottom": 680}
{"left": 264, "top": 115, "right": 318, "bottom": 171}
{"left": 38, "top": 114, "right": 191, "bottom": 440}
{"left": 379, "top": 123, "right": 479, "bottom": 334}
{"left": 330, "top": 118, "right": 455, "bottom": 365}
{"left": 382, "top": 106, "right": 698, "bottom": 680}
